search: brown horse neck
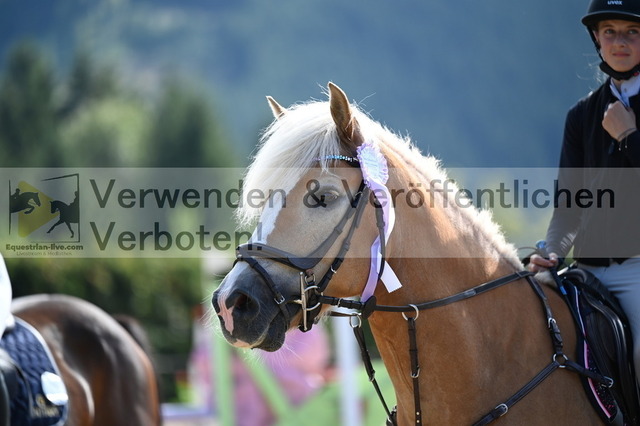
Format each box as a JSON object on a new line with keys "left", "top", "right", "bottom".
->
{"left": 365, "top": 199, "right": 559, "bottom": 423}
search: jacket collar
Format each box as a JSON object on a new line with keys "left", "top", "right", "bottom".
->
{"left": 609, "top": 75, "right": 640, "bottom": 107}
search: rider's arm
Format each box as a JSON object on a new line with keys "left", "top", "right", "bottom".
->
{"left": 546, "top": 105, "right": 584, "bottom": 258}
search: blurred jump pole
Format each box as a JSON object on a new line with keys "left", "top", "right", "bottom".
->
{"left": 334, "top": 315, "right": 362, "bottom": 426}
{"left": 204, "top": 256, "right": 235, "bottom": 426}
{"left": 212, "top": 332, "right": 234, "bottom": 426}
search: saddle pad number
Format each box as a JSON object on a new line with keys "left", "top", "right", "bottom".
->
{"left": 41, "top": 372, "right": 68, "bottom": 406}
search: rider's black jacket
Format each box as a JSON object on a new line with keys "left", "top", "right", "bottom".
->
{"left": 546, "top": 78, "right": 640, "bottom": 266}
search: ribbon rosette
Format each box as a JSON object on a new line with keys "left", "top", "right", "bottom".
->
{"left": 357, "top": 141, "right": 389, "bottom": 187}
{"left": 356, "top": 141, "right": 402, "bottom": 299}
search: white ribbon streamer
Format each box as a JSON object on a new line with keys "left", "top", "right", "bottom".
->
{"left": 356, "top": 141, "right": 402, "bottom": 300}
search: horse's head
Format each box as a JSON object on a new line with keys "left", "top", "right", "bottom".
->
{"left": 49, "top": 200, "right": 58, "bottom": 214}
{"left": 212, "top": 83, "right": 382, "bottom": 351}
{"left": 32, "top": 192, "right": 41, "bottom": 206}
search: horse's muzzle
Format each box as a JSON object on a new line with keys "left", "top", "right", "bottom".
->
{"left": 212, "top": 270, "right": 291, "bottom": 351}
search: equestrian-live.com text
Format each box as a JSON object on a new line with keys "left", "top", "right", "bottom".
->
{"left": 5, "top": 243, "right": 84, "bottom": 254}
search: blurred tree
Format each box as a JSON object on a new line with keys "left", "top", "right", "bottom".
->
{"left": 0, "top": 41, "right": 60, "bottom": 166}
{"left": 149, "top": 76, "right": 236, "bottom": 167}
{"left": 59, "top": 49, "right": 120, "bottom": 119}
{"left": 57, "top": 49, "right": 152, "bottom": 166}
{"left": 59, "top": 96, "right": 151, "bottom": 166}
{"left": 1, "top": 40, "right": 238, "bottom": 401}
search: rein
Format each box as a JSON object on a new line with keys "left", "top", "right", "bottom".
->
{"left": 233, "top": 160, "right": 610, "bottom": 425}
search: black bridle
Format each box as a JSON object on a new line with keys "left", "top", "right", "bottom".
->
{"left": 235, "top": 179, "right": 382, "bottom": 331}
{"left": 231, "top": 163, "right": 611, "bottom": 425}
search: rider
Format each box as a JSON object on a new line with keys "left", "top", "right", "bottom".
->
{"left": 529, "top": 0, "right": 640, "bottom": 386}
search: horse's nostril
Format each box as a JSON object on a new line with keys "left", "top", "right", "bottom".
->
{"left": 227, "top": 290, "right": 258, "bottom": 315}
{"left": 234, "top": 293, "right": 249, "bottom": 310}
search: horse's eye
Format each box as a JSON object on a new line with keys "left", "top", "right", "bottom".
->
{"left": 320, "top": 191, "right": 339, "bottom": 205}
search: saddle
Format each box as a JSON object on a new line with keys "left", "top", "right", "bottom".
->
{"left": 557, "top": 267, "right": 640, "bottom": 426}
{"left": 0, "top": 317, "right": 68, "bottom": 426}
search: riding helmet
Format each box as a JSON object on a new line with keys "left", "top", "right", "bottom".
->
{"left": 582, "top": 0, "right": 640, "bottom": 30}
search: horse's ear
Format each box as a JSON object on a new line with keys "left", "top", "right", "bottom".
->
{"left": 328, "top": 82, "right": 364, "bottom": 152}
{"left": 266, "top": 96, "right": 286, "bottom": 119}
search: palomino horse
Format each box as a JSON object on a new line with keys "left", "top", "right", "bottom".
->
{"left": 11, "top": 294, "right": 161, "bottom": 426}
{"left": 212, "top": 83, "right": 601, "bottom": 424}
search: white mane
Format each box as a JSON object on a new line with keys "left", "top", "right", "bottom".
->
{"left": 238, "top": 97, "right": 522, "bottom": 268}
{"left": 371, "top": 119, "right": 523, "bottom": 269}
{"left": 238, "top": 101, "right": 345, "bottom": 227}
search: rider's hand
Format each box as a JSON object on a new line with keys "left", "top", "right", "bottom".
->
{"left": 528, "top": 253, "right": 559, "bottom": 273}
{"left": 603, "top": 101, "right": 638, "bottom": 141}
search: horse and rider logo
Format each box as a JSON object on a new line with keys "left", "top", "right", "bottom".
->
{"left": 8, "top": 173, "right": 80, "bottom": 241}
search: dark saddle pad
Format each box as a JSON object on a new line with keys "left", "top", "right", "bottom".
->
{"left": 559, "top": 267, "right": 640, "bottom": 426}
{"left": 0, "top": 318, "right": 68, "bottom": 426}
